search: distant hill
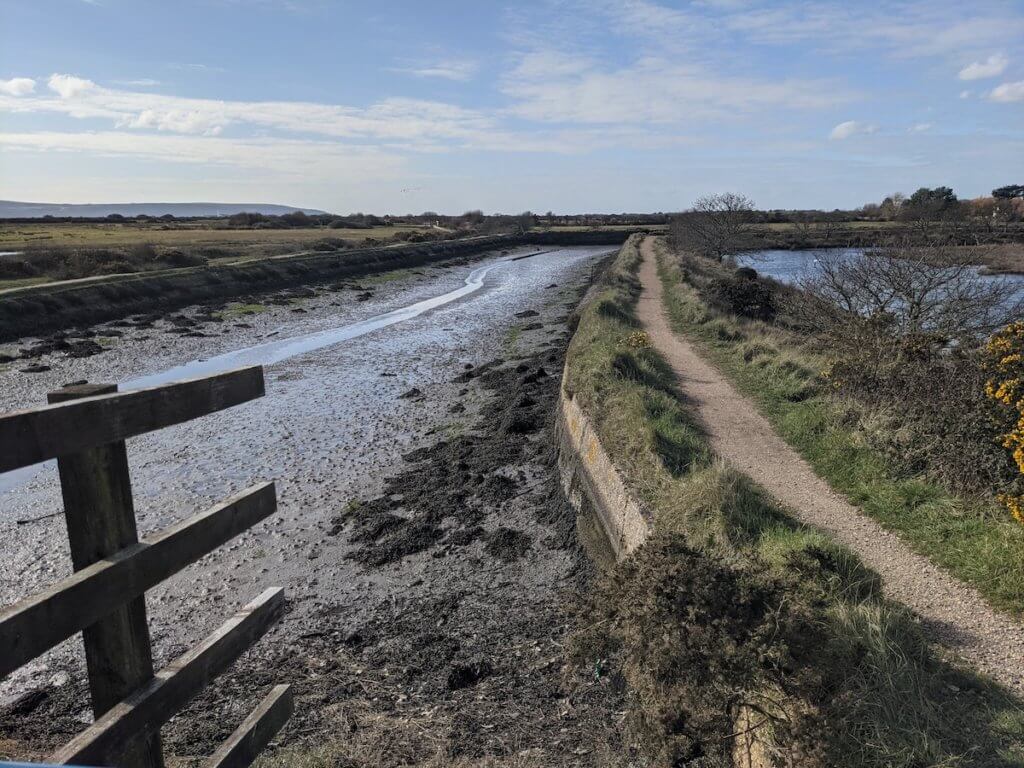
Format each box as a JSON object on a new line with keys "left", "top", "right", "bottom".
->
{"left": 0, "top": 200, "right": 330, "bottom": 219}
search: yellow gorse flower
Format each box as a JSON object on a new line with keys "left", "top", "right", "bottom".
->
{"left": 985, "top": 322, "right": 1024, "bottom": 523}
{"left": 622, "top": 331, "right": 652, "bottom": 349}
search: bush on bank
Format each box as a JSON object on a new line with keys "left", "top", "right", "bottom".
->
{"left": 563, "top": 235, "right": 1024, "bottom": 767}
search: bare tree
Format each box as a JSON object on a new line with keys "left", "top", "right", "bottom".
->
{"left": 669, "top": 193, "right": 755, "bottom": 260}
{"left": 788, "top": 242, "right": 1022, "bottom": 396}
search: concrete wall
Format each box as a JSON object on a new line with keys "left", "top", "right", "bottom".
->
{"left": 555, "top": 388, "right": 651, "bottom": 561}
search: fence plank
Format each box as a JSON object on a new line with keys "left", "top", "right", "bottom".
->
{"left": 51, "top": 588, "right": 285, "bottom": 767}
{"left": 47, "top": 382, "right": 163, "bottom": 768}
{"left": 0, "top": 366, "right": 264, "bottom": 472}
{"left": 203, "top": 685, "right": 293, "bottom": 768}
{"left": 0, "top": 482, "right": 277, "bottom": 678}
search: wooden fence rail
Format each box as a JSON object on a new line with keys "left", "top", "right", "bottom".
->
{"left": 0, "top": 366, "right": 291, "bottom": 768}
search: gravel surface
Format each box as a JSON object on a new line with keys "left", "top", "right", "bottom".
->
{"left": 637, "top": 236, "right": 1024, "bottom": 698}
{"left": 0, "top": 245, "right": 631, "bottom": 765}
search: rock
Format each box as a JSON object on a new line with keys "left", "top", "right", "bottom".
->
{"left": 399, "top": 388, "right": 424, "bottom": 400}
{"left": 515, "top": 309, "right": 540, "bottom": 318}
{"left": 20, "top": 363, "right": 51, "bottom": 373}
{"left": 65, "top": 340, "right": 104, "bottom": 358}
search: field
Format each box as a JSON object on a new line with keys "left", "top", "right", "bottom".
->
{"left": 0, "top": 220, "right": 424, "bottom": 252}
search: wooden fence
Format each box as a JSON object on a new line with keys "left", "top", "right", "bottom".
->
{"left": 0, "top": 366, "right": 291, "bottom": 768}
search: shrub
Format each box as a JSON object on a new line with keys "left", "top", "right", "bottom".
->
{"left": 984, "top": 321, "right": 1024, "bottom": 522}
{"left": 707, "top": 274, "right": 777, "bottom": 321}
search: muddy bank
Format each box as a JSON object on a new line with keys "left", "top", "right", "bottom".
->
{"left": 0, "top": 245, "right": 634, "bottom": 765}
{"left": 0, "top": 230, "right": 631, "bottom": 343}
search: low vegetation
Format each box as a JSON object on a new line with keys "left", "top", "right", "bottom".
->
{"left": 652, "top": 234, "right": 1024, "bottom": 615}
{"left": 563, "top": 235, "right": 1024, "bottom": 766}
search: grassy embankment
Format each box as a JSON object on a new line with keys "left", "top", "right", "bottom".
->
{"left": 0, "top": 220, "right": 431, "bottom": 290}
{"left": 562, "top": 235, "right": 1024, "bottom": 766}
{"left": 0, "top": 220, "right": 419, "bottom": 252}
{"left": 651, "top": 238, "right": 1024, "bottom": 618}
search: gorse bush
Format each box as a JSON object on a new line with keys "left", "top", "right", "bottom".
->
{"left": 984, "top": 321, "right": 1024, "bottom": 522}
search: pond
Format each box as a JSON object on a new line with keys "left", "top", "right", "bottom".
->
{"left": 734, "top": 248, "right": 1024, "bottom": 310}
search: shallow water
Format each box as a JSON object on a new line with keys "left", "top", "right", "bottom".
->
{"left": 735, "top": 247, "right": 1024, "bottom": 306}
{"left": 127, "top": 261, "right": 497, "bottom": 390}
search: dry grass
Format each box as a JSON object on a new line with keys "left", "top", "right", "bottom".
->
{"left": 0, "top": 221, "right": 423, "bottom": 251}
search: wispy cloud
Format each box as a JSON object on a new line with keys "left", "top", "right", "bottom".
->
{"left": 393, "top": 59, "right": 479, "bottom": 82}
{"left": 0, "top": 131, "right": 405, "bottom": 180}
{"left": 0, "top": 73, "right": 651, "bottom": 155}
{"left": 112, "top": 78, "right": 161, "bottom": 87}
{"left": 573, "top": 0, "right": 1024, "bottom": 63}
{"left": 829, "top": 120, "right": 877, "bottom": 140}
{"left": 503, "top": 52, "right": 850, "bottom": 125}
{"left": 908, "top": 122, "right": 932, "bottom": 133}
{"left": 0, "top": 74, "right": 497, "bottom": 142}
{"left": 959, "top": 53, "right": 1009, "bottom": 80}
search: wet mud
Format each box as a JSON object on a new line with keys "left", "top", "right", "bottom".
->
{"left": 0, "top": 245, "right": 631, "bottom": 766}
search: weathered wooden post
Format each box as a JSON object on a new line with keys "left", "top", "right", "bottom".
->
{"left": 47, "top": 382, "right": 163, "bottom": 768}
{"left": 1, "top": 367, "right": 291, "bottom": 768}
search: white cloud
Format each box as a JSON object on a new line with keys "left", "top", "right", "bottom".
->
{"left": 908, "top": 122, "right": 932, "bottom": 133}
{"left": 394, "top": 59, "right": 479, "bottom": 82}
{"left": 3, "top": 74, "right": 498, "bottom": 142}
{"left": 829, "top": 120, "right": 877, "bottom": 140}
{"left": 123, "top": 109, "right": 224, "bottom": 136}
{"left": 48, "top": 74, "right": 96, "bottom": 98}
{"left": 960, "top": 89, "right": 972, "bottom": 98}
{"left": 0, "top": 73, "right": 645, "bottom": 154}
{"left": 959, "top": 54, "right": 1009, "bottom": 80}
{"left": 990, "top": 81, "right": 1024, "bottom": 102}
{"left": 0, "top": 78, "right": 36, "bottom": 97}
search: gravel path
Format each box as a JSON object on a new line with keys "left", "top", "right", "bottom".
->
{"left": 637, "top": 236, "right": 1024, "bottom": 697}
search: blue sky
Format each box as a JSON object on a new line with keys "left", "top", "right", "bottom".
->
{"left": 0, "top": 0, "right": 1022, "bottom": 214}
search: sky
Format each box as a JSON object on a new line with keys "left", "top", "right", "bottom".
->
{"left": 0, "top": 0, "right": 1023, "bottom": 214}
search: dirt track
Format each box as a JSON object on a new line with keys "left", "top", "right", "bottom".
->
{"left": 0, "top": 246, "right": 631, "bottom": 765}
{"left": 637, "top": 236, "right": 1024, "bottom": 697}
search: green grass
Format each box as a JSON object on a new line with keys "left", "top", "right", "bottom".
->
{"left": 218, "top": 302, "right": 267, "bottom": 318}
{"left": 0, "top": 276, "right": 53, "bottom": 291}
{"left": 563, "top": 235, "right": 1024, "bottom": 766}
{"left": 361, "top": 267, "right": 421, "bottom": 286}
{"left": 653, "top": 240, "right": 1024, "bottom": 617}
{"left": 504, "top": 324, "right": 522, "bottom": 352}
